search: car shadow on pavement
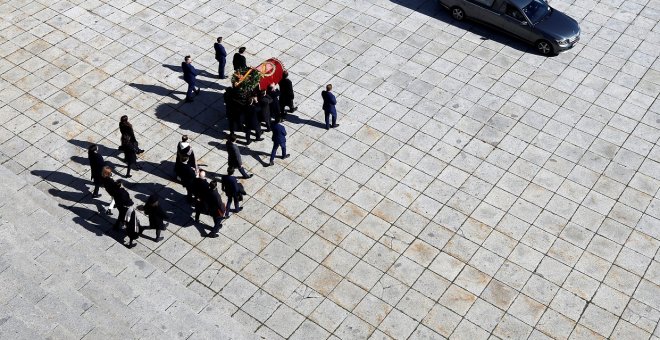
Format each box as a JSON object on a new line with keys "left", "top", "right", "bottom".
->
{"left": 390, "top": 0, "right": 536, "bottom": 54}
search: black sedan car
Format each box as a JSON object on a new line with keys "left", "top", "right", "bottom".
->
{"left": 438, "top": 0, "right": 580, "bottom": 55}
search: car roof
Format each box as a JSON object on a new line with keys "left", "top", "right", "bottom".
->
{"left": 509, "top": 0, "right": 532, "bottom": 9}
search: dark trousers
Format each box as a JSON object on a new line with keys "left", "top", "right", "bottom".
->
{"left": 228, "top": 116, "right": 238, "bottom": 135}
{"left": 185, "top": 185, "right": 193, "bottom": 202}
{"left": 210, "top": 216, "right": 223, "bottom": 235}
{"left": 186, "top": 80, "right": 196, "bottom": 99}
{"left": 245, "top": 126, "right": 261, "bottom": 143}
{"left": 324, "top": 112, "right": 337, "bottom": 129}
{"left": 147, "top": 222, "right": 165, "bottom": 239}
{"left": 263, "top": 115, "right": 272, "bottom": 131}
{"left": 218, "top": 59, "right": 226, "bottom": 78}
{"left": 92, "top": 183, "right": 100, "bottom": 196}
{"left": 230, "top": 166, "right": 249, "bottom": 178}
{"left": 126, "top": 161, "right": 138, "bottom": 177}
{"left": 114, "top": 206, "right": 128, "bottom": 229}
{"left": 270, "top": 142, "right": 286, "bottom": 163}
{"left": 226, "top": 196, "right": 240, "bottom": 213}
{"left": 280, "top": 98, "right": 293, "bottom": 115}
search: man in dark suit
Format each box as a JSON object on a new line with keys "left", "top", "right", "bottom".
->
{"left": 244, "top": 97, "right": 262, "bottom": 144}
{"left": 269, "top": 118, "right": 289, "bottom": 166}
{"left": 113, "top": 180, "right": 133, "bottom": 230}
{"left": 224, "top": 85, "right": 241, "bottom": 136}
{"left": 88, "top": 144, "right": 105, "bottom": 198}
{"left": 182, "top": 55, "right": 200, "bottom": 103}
{"left": 214, "top": 37, "right": 227, "bottom": 79}
{"left": 278, "top": 71, "right": 296, "bottom": 118}
{"left": 205, "top": 180, "right": 226, "bottom": 238}
{"left": 192, "top": 170, "right": 210, "bottom": 222}
{"left": 221, "top": 168, "right": 243, "bottom": 215}
{"left": 258, "top": 90, "right": 273, "bottom": 132}
{"left": 227, "top": 135, "right": 252, "bottom": 179}
{"left": 232, "top": 47, "right": 247, "bottom": 71}
{"left": 175, "top": 155, "right": 196, "bottom": 203}
{"left": 321, "top": 84, "right": 338, "bottom": 130}
{"left": 267, "top": 84, "right": 281, "bottom": 120}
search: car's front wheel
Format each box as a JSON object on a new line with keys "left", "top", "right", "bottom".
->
{"left": 536, "top": 40, "right": 554, "bottom": 55}
{"left": 451, "top": 7, "right": 465, "bottom": 21}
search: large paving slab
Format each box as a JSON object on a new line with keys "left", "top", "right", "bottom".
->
{"left": 1, "top": 0, "right": 659, "bottom": 339}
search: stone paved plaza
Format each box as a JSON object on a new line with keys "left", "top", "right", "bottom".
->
{"left": 1, "top": 0, "right": 660, "bottom": 338}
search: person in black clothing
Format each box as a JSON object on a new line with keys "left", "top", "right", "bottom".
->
{"left": 267, "top": 84, "right": 281, "bottom": 121}
{"left": 278, "top": 71, "right": 297, "bottom": 117}
{"left": 121, "top": 134, "right": 141, "bottom": 178}
{"left": 214, "top": 37, "right": 227, "bottom": 79}
{"left": 176, "top": 135, "right": 198, "bottom": 175}
{"left": 119, "top": 115, "right": 144, "bottom": 154}
{"left": 232, "top": 47, "right": 247, "bottom": 71}
{"left": 101, "top": 166, "right": 118, "bottom": 215}
{"left": 175, "top": 155, "right": 196, "bottom": 202}
{"left": 224, "top": 85, "right": 241, "bottom": 137}
{"left": 226, "top": 135, "right": 252, "bottom": 179}
{"left": 205, "top": 180, "right": 226, "bottom": 238}
{"left": 113, "top": 180, "right": 133, "bottom": 230}
{"left": 258, "top": 90, "right": 273, "bottom": 132}
{"left": 222, "top": 168, "right": 244, "bottom": 216}
{"left": 143, "top": 194, "right": 167, "bottom": 242}
{"left": 88, "top": 144, "right": 105, "bottom": 198}
{"left": 125, "top": 205, "right": 141, "bottom": 248}
{"left": 244, "top": 97, "right": 262, "bottom": 145}
{"left": 192, "top": 170, "right": 210, "bottom": 222}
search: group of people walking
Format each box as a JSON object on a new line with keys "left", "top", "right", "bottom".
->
{"left": 87, "top": 117, "right": 166, "bottom": 248}
{"left": 87, "top": 38, "right": 342, "bottom": 248}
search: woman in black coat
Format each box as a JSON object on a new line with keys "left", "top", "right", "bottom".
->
{"left": 119, "top": 115, "right": 144, "bottom": 154}
{"left": 121, "top": 134, "right": 141, "bottom": 178}
{"left": 143, "top": 194, "right": 167, "bottom": 242}
{"left": 88, "top": 144, "right": 105, "bottom": 198}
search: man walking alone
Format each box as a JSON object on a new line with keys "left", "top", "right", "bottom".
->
{"left": 182, "top": 55, "right": 200, "bottom": 103}
{"left": 321, "top": 84, "right": 338, "bottom": 130}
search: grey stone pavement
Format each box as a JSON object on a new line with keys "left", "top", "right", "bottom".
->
{"left": 1, "top": 0, "right": 659, "bottom": 338}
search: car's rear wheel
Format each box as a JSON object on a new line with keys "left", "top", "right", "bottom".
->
{"left": 536, "top": 40, "right": 553, "bottom": 55}
{"left": 451, "top": 7, "right": 465, "bottom": 21}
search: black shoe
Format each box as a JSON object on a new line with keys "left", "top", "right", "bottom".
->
{"left": 207, "top": 233, "right": 219, "bottom": 238}
{"left": 291, "top": 107, "right": 298, "bottom": 112}
{"left": 244, "top": 174, "right": 254, "bottom": 179}
{"left": 92, "top": 193, "right": 102, "bottom": 198}
{"left": 195, "top": 88, "right": 200, "bottom": 95}
{"left": 268, "top": 161, "right": 274, "bottom": 166}
{"left": 105, "top": 209, "right": 113, "bottom": 215}
{"left": 282, "top": 154, "right": 290, "bottom": 159}
{"left": 236, "top": 207, "right": 243, "bottom": 212}
{"left": 325, "top": 126, "right": 329, "bottom": 130}
{"left": 332, "top": 124, "right": 339, "bottom": 128}
{"left": 256, "top": 138, "right": 264, "bottom": 141}
{"left": 125, "top": 174, "right": 132, "bottom": 178}
{"left": 156, "top": 236, "right": 164, "bottom": 242}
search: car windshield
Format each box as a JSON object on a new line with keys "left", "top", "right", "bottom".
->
{"left": 522, "top": 0, "right": 550, "bottom": 24}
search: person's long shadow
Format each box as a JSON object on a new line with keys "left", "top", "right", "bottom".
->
{"left": 389, "top": 0, "right": 535, "bottom": 54}
{"left": 153, "top": 97, "right": 228, "bottom": 138}
{"left": 286, "top": 113, "right": 327, "bottom": 129}
{"left": 162, "top": 64, "right": 226, "bottom": 91}
{"left": 129, "top": 83, "right": 183, "bottom": 101}
{"left": 208, "top": 140, "right": 270, "bottom": 167}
